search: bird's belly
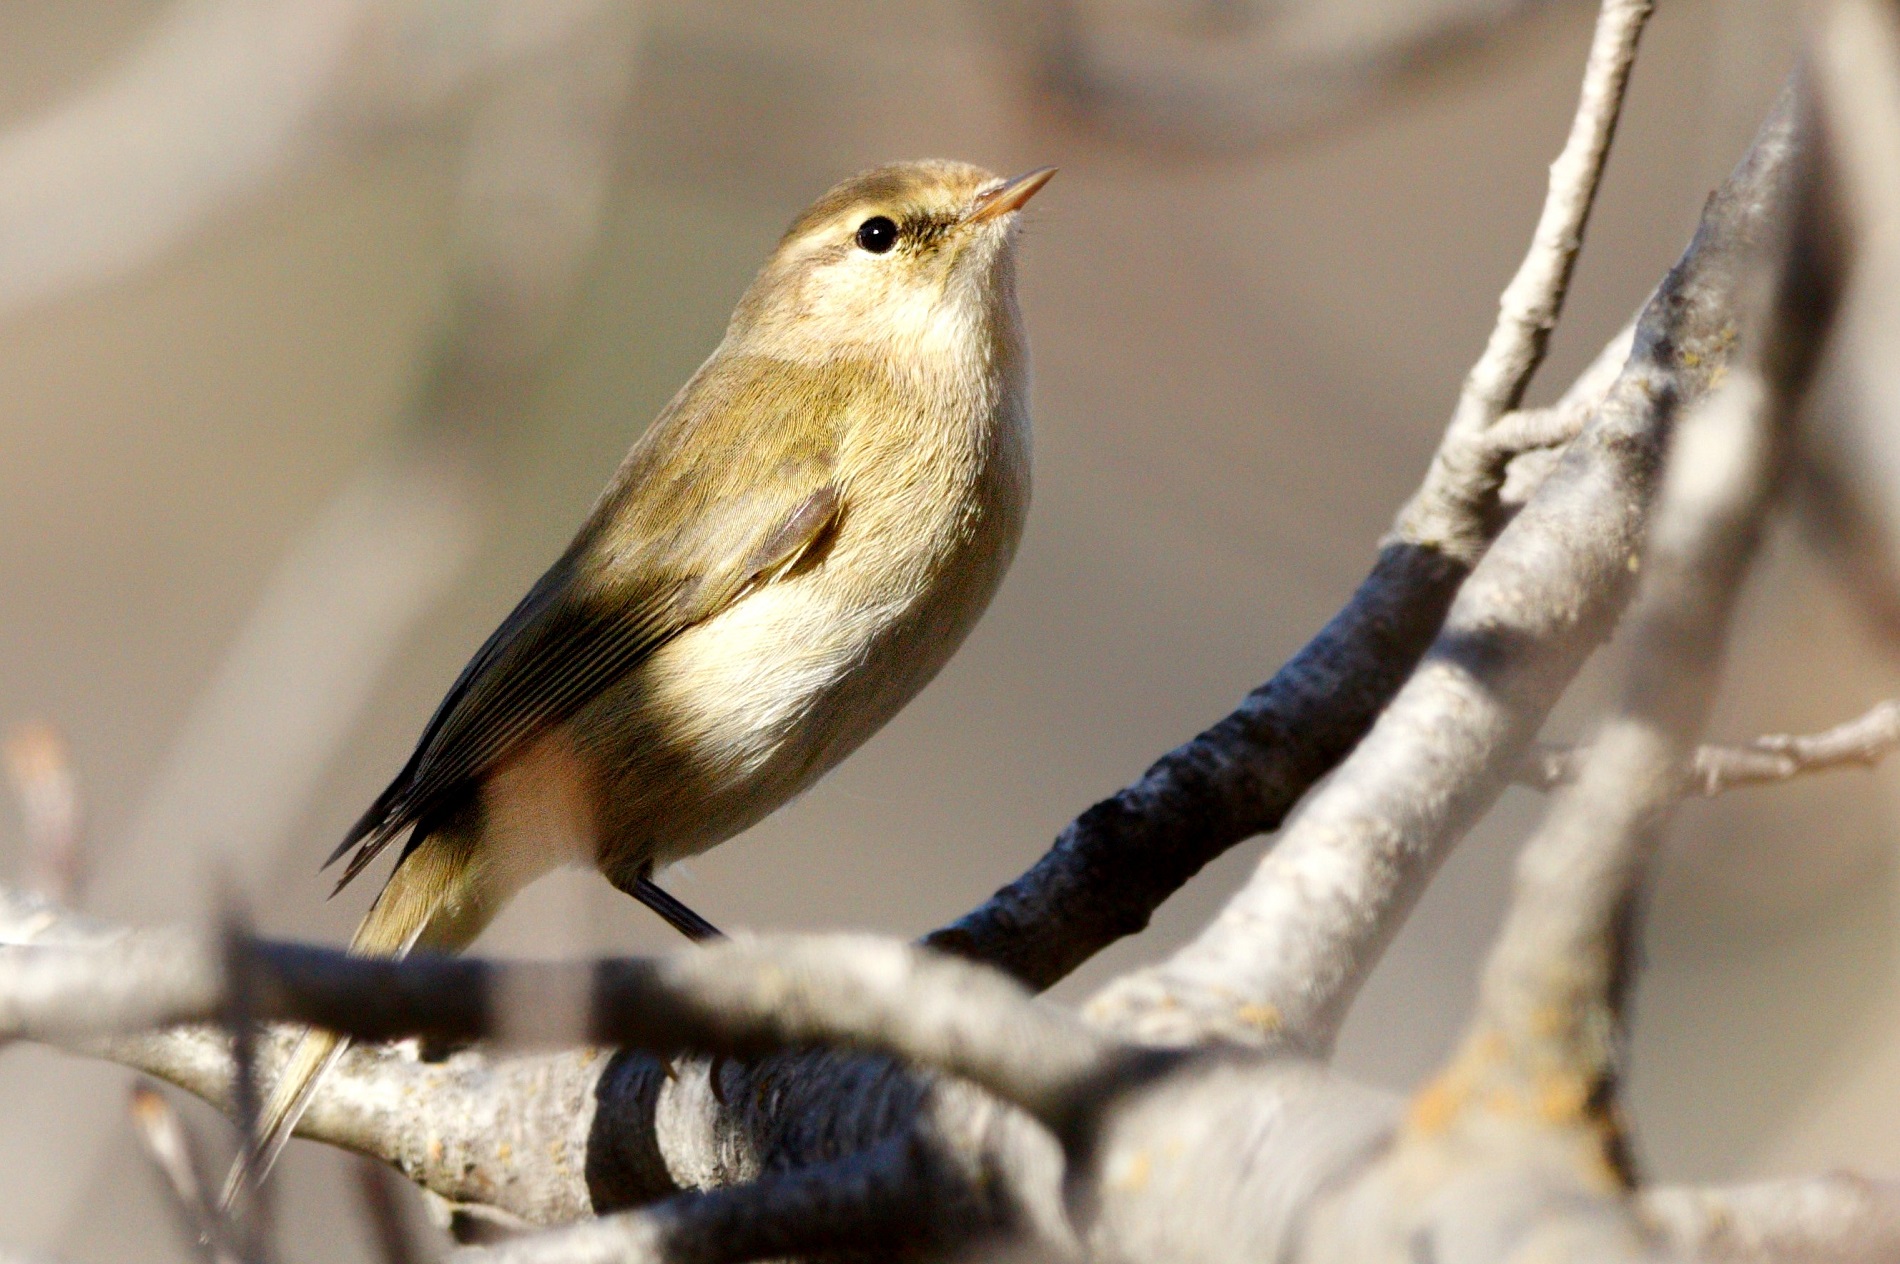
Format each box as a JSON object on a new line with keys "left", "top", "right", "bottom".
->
{"left": 580, "top": 536, "right": 1010, "bottom": 877}
{"left": 655, "top": 579, "right": 883, "bottom": 783}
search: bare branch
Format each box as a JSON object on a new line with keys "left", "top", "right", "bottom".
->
{"left": 925, "top": 539, "right": 1467, "bottom": 990}
{"left": 1462, "top": 0, "right": 1652, "bottom": 428}
{"left": 1303, "top": 202, "right": 1835, "bottom": 1264}
{"left": 1310, "top": 54, "right": 1845, "bottom": 1264}
{"left": 1521, "top": 698, "right": 1900, "bottom": 793}
{"left": 0, "top": 923, "right": 1133, "bottom": 1134}
{"left": 925, "top": 7, "right": 1648, "bottom": 996}
{"left": 5, "top": 881, "right": 1073, "bottom": 1240}
{"left": 1455, "top": 364, "right": 1794, "bottom": 1151}
{"left": 1641, "top": 1175, "right": 1900, "bottom": 1263}
{"left": 1085, "top": 82, "right": 1803, "bottom": 1057}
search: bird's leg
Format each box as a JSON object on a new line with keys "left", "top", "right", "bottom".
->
{"left": 628, "top": 865, "right": 730, "bottom": 1096}
{"left": 632, "top": 867, "right": 724, "bottom": 941}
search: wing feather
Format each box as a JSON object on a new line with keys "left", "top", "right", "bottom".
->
{"left": 326, "top": 353, "right": 866, "bottom": 890}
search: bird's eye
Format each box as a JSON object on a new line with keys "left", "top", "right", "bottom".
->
{"left": 855, "top": 216, "right": 898, "bottom": 254}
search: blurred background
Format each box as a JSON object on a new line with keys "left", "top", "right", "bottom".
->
{"left": 0, "top": 0, "right": 1887, "bottom": 1258}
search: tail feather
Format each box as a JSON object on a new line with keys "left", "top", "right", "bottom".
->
{"left": 221, "top": 834, "right": 476, "bottom": 1208}
{"left": 220, "top": 1029, "right": 350, "bottom": 1209}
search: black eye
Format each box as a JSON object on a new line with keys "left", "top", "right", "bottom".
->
{"left": 855, "top": 215, "right": 898, "bottom": 253}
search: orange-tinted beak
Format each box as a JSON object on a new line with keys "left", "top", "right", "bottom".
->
{"left": 967, "top": 166, "right": 1057, "bottom": 224}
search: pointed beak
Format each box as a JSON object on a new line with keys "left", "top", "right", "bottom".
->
{"left": 966, "top": 166, "right": 1057, "bottom": 224}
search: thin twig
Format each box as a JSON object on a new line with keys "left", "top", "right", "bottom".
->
{"left": 1520, "top": 699, "right": 1900, "bottom": 794}
{"left": 1459, "top": 0, "right": 1654, "bottom": 428}
{"left": 1396, "top": 0, "right": 1656, "bottom": 562}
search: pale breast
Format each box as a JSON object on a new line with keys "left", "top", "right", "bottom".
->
{"left": 646, "top": 571, "right": 888, "bottom": 778}
{"left": 597, "top": 391, "right": 1029, "bottom": 870}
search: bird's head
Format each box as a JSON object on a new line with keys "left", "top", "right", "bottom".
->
{"left": 728, "top": 160, "right": 1055, "bottom": 365}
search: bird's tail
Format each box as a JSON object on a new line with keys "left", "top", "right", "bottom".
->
{"left": 220, "top": 833, "right": 479, "bottom": 1209}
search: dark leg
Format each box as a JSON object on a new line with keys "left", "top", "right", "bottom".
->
{"left": 630, "top": 867, "right": 730, "bottom": 1098}
{"left": 633, "top": 870, "right": 723, "bottom": 942}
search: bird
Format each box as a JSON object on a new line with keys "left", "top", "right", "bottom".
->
{"left": 225, "top": 158, "right": 1054, "bottom": 1199}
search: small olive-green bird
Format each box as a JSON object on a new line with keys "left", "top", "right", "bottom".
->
{"left": 226, "top": 159, "right": 1053, "bottom": 1197}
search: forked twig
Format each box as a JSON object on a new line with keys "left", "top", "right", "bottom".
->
{"left": 1522, "top": 699, "right": 1900, "bottom": 794}
{"left": 1397, "top": 0, "right": 1656, "bottom": 560}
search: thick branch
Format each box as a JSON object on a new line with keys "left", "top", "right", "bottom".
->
{"left": 106, "top": 1028, "right": 610, "bottom": 1225}
{"left": 1454, "top": 361, "right": 1797, "bottom": 1151}
{"left": 1, "top": 887, "right": 1060, "bottom": 1233}
{"left": 1300, "top": 360, "right": 1815, "bottom": 1264}
{"left": 924, "top": 540, "right": 1465, "bottom": 990}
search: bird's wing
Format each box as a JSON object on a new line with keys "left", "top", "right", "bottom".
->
{"left": 326, "top": 353, "right": 863, "bottom": 891}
